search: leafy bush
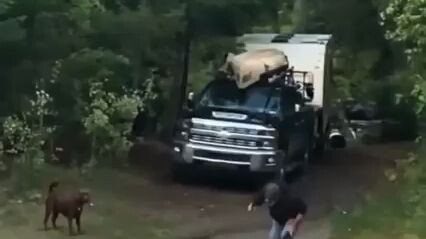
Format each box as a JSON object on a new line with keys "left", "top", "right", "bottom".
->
{"left": 0, "top": 81, "right": 56, "bottom": 193}
{"left": 82, "top": 75, "right": 157, "bottom": 168}
{"left": 331, "top": 1, "right": 426, "bottom": 238}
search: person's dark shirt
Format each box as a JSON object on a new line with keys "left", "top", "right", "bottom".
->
{"left": 252, "top": 181, "right": 307, "bottom": 226}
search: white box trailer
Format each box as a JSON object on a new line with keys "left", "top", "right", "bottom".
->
{"left": 237, "top": 33, "right": 335, "bottom": 144}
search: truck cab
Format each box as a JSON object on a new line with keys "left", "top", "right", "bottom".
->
{"left": 172, "top": 33, "right": 341, "bottom": 177}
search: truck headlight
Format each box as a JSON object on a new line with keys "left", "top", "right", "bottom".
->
{"left": 176, "top": 119, "right": 191, "bottom": 140}
{"left": 181, "top": 119, "right": 192, "bottom": 130}
{"left": 180, "top": 131, "right": 189, "bottom": 140}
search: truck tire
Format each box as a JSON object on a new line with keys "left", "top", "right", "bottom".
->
{"left": 171, "top": 162, "right": 186, "bottom": 181}
{"left": 171, "top": 162, "right": 197, "bottom": 182}
{"left": 281, "top": 131, "right": 311, "bottom": 181}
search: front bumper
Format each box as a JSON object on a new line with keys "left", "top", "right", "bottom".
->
{"left": 173, "top": 142, "right": 283, "bottom": 172}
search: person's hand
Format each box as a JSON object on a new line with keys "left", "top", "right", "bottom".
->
{"left": 284, "top": 219, "right": 296, "bottom": 237}
{"left": 285, "top": 215, "right": 304, "bottom": 237}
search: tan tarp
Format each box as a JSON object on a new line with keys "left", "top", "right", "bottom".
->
{"left": 219, "top": 49, "right": 289, "bottom": 89}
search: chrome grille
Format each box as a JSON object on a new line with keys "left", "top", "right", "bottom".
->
{"left": 190, "top": 122, "right": 267, "bottom": 149}
{"left": 191, "top": 134, "right": 259, "bottom": 148}
{"left": 192, "top": 123, "right": 258, "bottom": 135}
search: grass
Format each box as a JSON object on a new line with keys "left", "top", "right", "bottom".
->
{"left": 0, "top": 166, "right": 174, "bottom": 239}
{"left": 330, "top": 189, "right": 408, "bottom": 239}
{"left": 330, "top": 145, "right": 426, "bottom": 239}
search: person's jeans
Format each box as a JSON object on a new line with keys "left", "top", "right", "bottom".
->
{"left": 269, "top": 220, "right": 292, "bottom": 239}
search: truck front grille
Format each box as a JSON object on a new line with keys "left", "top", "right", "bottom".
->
{"left": 193, "top": 123, "right": 258, "bottom": 135}
{"left": 188, "top": 118, "right": 277, "bottom": 150}
{"left": 191, "top": 134, "right": 259, "bottom": 148}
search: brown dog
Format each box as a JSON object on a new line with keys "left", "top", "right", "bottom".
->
{"left": 43, "top": 181, "right": 94, "bottom": 235}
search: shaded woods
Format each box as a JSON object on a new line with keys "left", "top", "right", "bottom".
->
{"left": 0, "top": 0, "right": 423, "bottom": 188}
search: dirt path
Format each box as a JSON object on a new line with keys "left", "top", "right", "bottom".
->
{"left": 210, "top": 143, "right": 414, "bottom": 239}
{"left": 0, "top": 142, "right": 413, "bottom": 239}
{"left": 127, "top": 142, "right": 414, "bottom": 239}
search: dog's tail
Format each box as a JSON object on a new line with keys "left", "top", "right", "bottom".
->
{"left": 48, "top": 181, "right": 59, "bottom": 194}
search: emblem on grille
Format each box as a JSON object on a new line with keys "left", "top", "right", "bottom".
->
{"left": 212, "top": 111, "right": 247, "bottom": 120}
{"left": 217, "top": 130, "right": 231, "bottom": 139}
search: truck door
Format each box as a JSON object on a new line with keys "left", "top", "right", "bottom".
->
{"left": 281, "top": 88, "right": 305, "bottom": 162}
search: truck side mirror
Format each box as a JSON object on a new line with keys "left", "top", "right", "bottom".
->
{"left": 306, "top": 86, "right": 314, "bottom": 101}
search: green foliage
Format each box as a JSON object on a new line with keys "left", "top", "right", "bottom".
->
{"left": 291, "top": 0, "right": 396, "bottom": 105}
{"left": 381, "top": 0, "right": 426, "bottom": 124}
{"left": 382, "top": 0, "right": 426, "bottom": 56}
{"left": 331, "top": 151, "right": 426, "bottom": 239}
{"left": 0, "top": 0, "right": 418, "bottom": 174}
{"left": 0, "top": 81, "right": 56, "bottom": 192}
{"left": 82, "top": 76, "right": 156, "bottom": 167}
{"left": 330, "top": 2, "right": 426, "bottom": 237}
{"left": 0, "top": 0, "right": 288, "bottom": 174}
{"left": 1, "top": 82, "right": 56, "bottom": 162}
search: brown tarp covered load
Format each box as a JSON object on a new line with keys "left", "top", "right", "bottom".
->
{"left": 219, "top": 49, "right": 289, "bottom": 89}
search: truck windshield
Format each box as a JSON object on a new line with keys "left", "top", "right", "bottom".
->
{"left": 198, "top": 79, "right": 280, "bottom": 114}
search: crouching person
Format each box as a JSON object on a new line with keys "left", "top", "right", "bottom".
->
{"left": 248, "top": 181, "right": 307, "bottom": 239}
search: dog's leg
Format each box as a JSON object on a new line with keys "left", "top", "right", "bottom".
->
{"left": 67, "top": 217, "right": 74, "bottom": 236}
{"left": 43, "top": 204, "right": 51, "bottom": 230}
{"left": 52, "top": 211, "right": 59, "bottom": 229}
{"left": 76, "top": 215, "right": 81, "bottom": 234}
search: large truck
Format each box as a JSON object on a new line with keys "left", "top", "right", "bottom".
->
{"left": 172, "top": 33, "right": 345, "bottom": 177}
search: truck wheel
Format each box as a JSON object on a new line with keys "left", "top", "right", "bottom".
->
{"left": 171, "top": 162, "right": 185, "bottom": 181}
{"left": 281, "top": 133, "right": 311, "bottom": 182}
{"left": 171, "top": 162, "right": 196, "bottom": 182}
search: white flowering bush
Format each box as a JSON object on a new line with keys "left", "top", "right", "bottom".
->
{"left": 2, "top": 84, "right": 56, "bottom": 164}
{"left": 0, "top": 79, "right": 57, "bottom": 192}
{"left": 82, "top": 76, "right": 157, "bottom": 167}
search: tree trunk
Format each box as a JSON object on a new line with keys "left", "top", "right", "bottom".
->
{"left": 159, "top": 4, "right": 193, "bottom": 143}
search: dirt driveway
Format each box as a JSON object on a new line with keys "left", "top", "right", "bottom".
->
{"left": 0, "top": 142, "right": 413, "bottom": 239}
{"left": 128, "top": 142, "right": 414, "bottom": 239}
